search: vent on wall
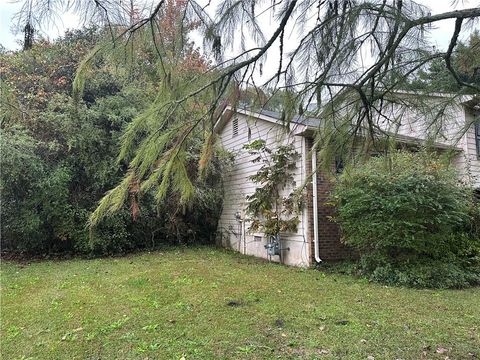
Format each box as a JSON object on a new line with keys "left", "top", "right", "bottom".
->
{"left": 475, "top": 118, "right": 480, "bottom": 158}
{"left": 232, "top": 117, "right": 239, "bottom": 137}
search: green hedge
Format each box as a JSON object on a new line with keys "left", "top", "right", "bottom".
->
{"left": 332, "top": 151, "right": 480, "bottom": 288}
{"left": 0, "top": 30, "right": 223, "bottom": 256}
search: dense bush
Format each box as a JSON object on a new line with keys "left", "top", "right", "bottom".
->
{"left": 0, "top": 29, "right": 223, "bottom": 256}
{"left": 368, "top": 259, "right": 480, "bottom": 289}
{"left": 332, "top": 151, "right": 480, "bottom": 288}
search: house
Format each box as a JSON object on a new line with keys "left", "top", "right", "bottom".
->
{"left": 214, "top": 96, "right": 480, "bottom": 267}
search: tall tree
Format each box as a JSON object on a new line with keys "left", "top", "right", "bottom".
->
{"left": 1, "top": 19, "right": 221, "bottom": 252}
{"left": 408, "top": 30, "right": 480, "bottom": 93}
{"left": 456, "top": 29, "right": 480, "bottom": 79}
{"left": 12, "top": 0, "right": 480, "bottom": 221}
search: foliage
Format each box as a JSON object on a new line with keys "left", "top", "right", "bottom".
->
{"left": 332, "top": 150, "right": 480, "bottom": 288}
{"left": 333, "top": 151, "right": 470, "bottom": 255}
{"left": 408, "top": 31, "right": 480, "bottom": 93}
{"left": 0, "top": 127, "right": 48, "bottom": 252}
{"left": 366, "top": 259, "right": 480, "bottom": 289}
{"left": 243, "top": 139, "right": 303, "bottom": 236}
{"left": 235, "top": 87, "right": 299, "bottom": 113}
{"left": 2, "top": 247, "right": 480, "bottom": 359}
{"left": 68, "top": 1, "right": 225, "bottom": 227}
{"left": 0, "top": 25, "right": 223, "bottom": 255}
{"left": 11, "top": 1, "right": 480, "bottom": 203}
{"left": 1, "top": 29, "right": 107, "bottom": 252}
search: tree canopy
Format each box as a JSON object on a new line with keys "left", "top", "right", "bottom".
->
{"left": 408, "top": 30, "right": 480, "bottom": 92}
{"left": 0, "top": 22, "right": 224, "bottom": 253}
{"left": 9, "top": 0, "right": 480, "bottom": 223}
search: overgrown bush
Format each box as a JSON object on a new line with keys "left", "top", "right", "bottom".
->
{"left": 0, "top": 28, "right": 223, "bottom": 256}
{"left": 332, "top": 150, "right": 480, "bottom": 288}
{"left": 368, "top": 259, "right": 480, "bottom": 289}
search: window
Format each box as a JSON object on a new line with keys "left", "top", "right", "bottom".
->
{"left": 232, "top": 117, "right": 239, "bottom": 138}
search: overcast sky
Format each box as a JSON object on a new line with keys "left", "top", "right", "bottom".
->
{"left": 1, "top": 0, "right": 478, "bottom": 51}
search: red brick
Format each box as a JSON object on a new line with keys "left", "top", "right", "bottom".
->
{"left": 305, "top": 138, "right": 353, "bottom": 263}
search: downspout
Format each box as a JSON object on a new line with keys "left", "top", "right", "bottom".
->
{"left": 312, "top": 149, "right": 322, "bottom": 263}
{"left": 242, "top": 219, "right": 246, "bottom": 255}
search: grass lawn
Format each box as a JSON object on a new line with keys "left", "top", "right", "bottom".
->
{"left": 1, "top": 247, "right": 479, "bottom": 359}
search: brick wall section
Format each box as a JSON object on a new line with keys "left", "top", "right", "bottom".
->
{"left": 315, "top": 166, "right": 352, "bottom": 260}
{"left": 306, "top": 137, "right": 352, "bottom": 262}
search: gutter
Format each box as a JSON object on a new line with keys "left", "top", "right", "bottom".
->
{"left": 311, "top": 149, "right": 322, "bottom": 263}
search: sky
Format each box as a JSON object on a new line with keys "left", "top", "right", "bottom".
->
{"left": 0, "top": 0, "right": 81, "bottom": 50}
{"left": 1, "top": 0, "right": 478, "bottom": 53}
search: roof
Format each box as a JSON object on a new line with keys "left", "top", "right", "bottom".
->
{"left": 213, "top": 106, "right": 320, "bottom": 134}
{"left": 216, "top": 105, "right": 464, "bottom": 151}
{"left": 250, "top": 108, "right": 321, "bottom": 128}
{"left": 217, "top": 93, "right": 479, "bottom": 133}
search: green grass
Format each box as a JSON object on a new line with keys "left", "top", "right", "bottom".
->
{"left": 1, "top": 247, "right": 479, "bottom": 359}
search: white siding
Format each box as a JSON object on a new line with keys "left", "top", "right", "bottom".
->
{"left": 377, "top": 100, "right": 465, "bottom": 146}
{"left": 216, "top": 113, "right": 311, "bottom": 267}
{"left": 459, "top": 110, "right": 480, "bottom": 188}
{"left": 216, "top": 101, "right": 480, "bottom": 268}
{"left": 377, "top": 101, "right": 480, "bottom": 188}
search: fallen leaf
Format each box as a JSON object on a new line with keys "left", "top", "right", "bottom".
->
{"left": 436, "top": 347, "right": 448, "bottom": 354}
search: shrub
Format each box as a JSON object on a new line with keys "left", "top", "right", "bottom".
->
{"left": 0, "top": 127, "right": 48, "bottom": 252}
{"left": 332, "top": 150, "right": 479, "bottom": 288}
{"left": 0, "top": 30, "right": 223, "bottom": 256}
{"left": 369, "top": 259, "right": 480, "bottom": 289}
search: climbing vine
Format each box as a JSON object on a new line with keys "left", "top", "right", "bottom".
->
{"left": 244, "top": 139, "right": 304, "bottom": 237}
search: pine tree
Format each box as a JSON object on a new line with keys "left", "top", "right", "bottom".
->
{"left": 12, "top": 0, "right": 480, "bottom": 222}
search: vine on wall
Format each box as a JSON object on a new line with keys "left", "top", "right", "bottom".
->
{"left": 244, "top": 139, "right": 304, "bottom": 237}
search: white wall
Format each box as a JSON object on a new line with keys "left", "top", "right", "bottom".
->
{"left": 458, "top": 110, "right": 480, "bottom": 188}
{"left": 216, "top": 103, "right": 480, "bottom": 268}
{"left": 216, "top": 112, "right": 311, "bottom": 267}
{"left": 377, "top": 100, "right": 480, "bottom": 188}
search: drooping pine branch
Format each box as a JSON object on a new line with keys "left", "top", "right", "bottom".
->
{"left": 15, "top": 0, "right": 480, "bottom": 224}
